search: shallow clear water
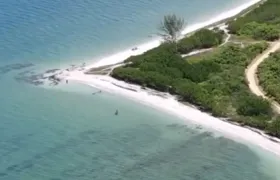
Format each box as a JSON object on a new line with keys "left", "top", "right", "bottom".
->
{"left": 1, "top": 0, "right": 280, "bottom": 179}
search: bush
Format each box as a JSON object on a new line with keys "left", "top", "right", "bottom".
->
{"left": 238, "top": 22, "right": 279, "bottom": 41}
{"left": 243, "top": 41, "right": 269, "bottom": 60}
{"left": 178, "top": 28, "right": 224, "bottom": 54}
{"left": 236, "top": 94, "right": 271, "bottom": 116}
{"left": 253, "top": 24, "right": 279, "bottom": 41}
{"left": 182, "top": 60, "right": 221, "bottom": 83}
{"left": 111, "top": 67, "right": 173, "bottom": 92}
{"left": 228, "top": 0, "right": 280, "bottom": 34}
{"left": 258, "top": 52, "right": 280, "bottom": 102}
{"left": 172, "top": 79, "right": 213, "bottom": 110}
{"left": 266, "top": 118, "right": 280, "bottom": 136}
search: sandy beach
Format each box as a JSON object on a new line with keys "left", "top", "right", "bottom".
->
{"left": 57, "top": 0, "right": 280, "bottom": 157}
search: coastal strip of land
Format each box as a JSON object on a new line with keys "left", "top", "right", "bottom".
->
{"left": 54, "top": 0, "right": 280, "bottom": 157}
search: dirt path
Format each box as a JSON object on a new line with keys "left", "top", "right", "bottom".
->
{"left": 245, "top": 40, "right": 280, "bottom": 113}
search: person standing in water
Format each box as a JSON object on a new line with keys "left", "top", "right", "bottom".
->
{"left": 115, "top": 110, "right": 118, "bottom": 115}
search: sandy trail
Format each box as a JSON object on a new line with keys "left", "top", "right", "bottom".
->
{"left": 245, "top": 40, "right": 280, "bottom": 113}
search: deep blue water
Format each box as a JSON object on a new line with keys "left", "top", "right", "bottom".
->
{"left": 1, "top": 0, "right": 280, "bottom": 179}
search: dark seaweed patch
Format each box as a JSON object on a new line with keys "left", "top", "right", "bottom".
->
{"left": 5, "top": 159, "right": 34, "bottom": 173}
{"left": 14, "top": 73, "right": 45, "bottom": 86}
{"left": 6, "top": 164, "right": 18, "bottom": 171}
{"left": 0, "top": 63, "right": 34, "bottom": 74}
{"left": 18, "top": 160, "right": 33, "bottom": 171}
{"left": 15, "top": 70, "right": 63, "bottom": 86}
{"left": 0, "top": 172, "right": 7, "bottom": 177}
{"left": 1, "top": 129, "right": 101, "bottom": 177}
{"left": 45, "top": 69, "right": 60, "bottom": 73}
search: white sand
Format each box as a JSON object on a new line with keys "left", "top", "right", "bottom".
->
{"left": 57, "top": 0, "right": 280, "bottom": 157}
{"left": 63, "top": 73, "right": 280, "bottom": 156}
{"left": 83, "top": 0, "right": 262, "bottom": 69}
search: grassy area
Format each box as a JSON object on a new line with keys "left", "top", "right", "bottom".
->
{"left": 185, "top": 48, "right": 220, "bottom": 64}
{"left": 228, "top": 35, "right": 259, "bottom": 44}
{"left": 185, "top": 36, "right": 259, "bottom": 64}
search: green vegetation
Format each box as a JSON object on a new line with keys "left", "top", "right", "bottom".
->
{"left": 112, "top": 41, "right": 276, "bottom": 134}
{"left": 178, "top": 28, "right": 224, "bottom": 54}
{"left": 259, "top": 51, "right": 280, "bottom": 102}
{"left": 238, "top": 22, "right": 279, "bottom": 41}
{"left": 228, "top": 0, "right": 280, "bottom": 40}
{"left": 236, "top": 94, "right": 271, "bottom": 116}
{"left": 158, "top": 14, "right": 185, "bottom": 44}
{"left": 123, "top": 28, "right": 224, "bottom": 65}
{"left": 110, "top": 1, "right": 280, "bottom": 138}
{"left": 266, "top": 118, "right": 280, "bottom": 137}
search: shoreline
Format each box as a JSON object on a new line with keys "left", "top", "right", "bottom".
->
{"left": 56, "top": 0, "right": 280, "bottom": 156}
{"left": 64, "top": 74, "right": 280, "bottom": 156}
{"left": 84, "top": 0, "right": 264, "bottom": 69}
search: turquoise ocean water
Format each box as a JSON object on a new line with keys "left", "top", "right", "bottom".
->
{"left": 1, "top": 0, "right": 280, "bottom": 179}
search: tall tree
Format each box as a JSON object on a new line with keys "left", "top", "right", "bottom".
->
{"left": 158, "top": 14, "right": 185, "bottom": 50}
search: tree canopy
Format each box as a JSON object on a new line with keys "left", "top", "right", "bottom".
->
{"left": 227, "top": 0, "right": 280, "bottom": 40}
{"left": 158, "top": 14, "right": 185, "bottom": 43}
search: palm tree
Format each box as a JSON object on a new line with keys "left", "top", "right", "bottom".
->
{"left": 158, "top": 14, "right": 185, "bottom": 50}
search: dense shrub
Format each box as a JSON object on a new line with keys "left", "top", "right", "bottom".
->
{"left": 266, "top": 118, "right": 280, "bottom": 136}
{"left": 238, "top": 22, "right": 279, "bottom": 41}
{"left": 111, "top": 37, "right": 276, "bottom": 136}
{"left": 259, "top": 52, "right": 280, "bottom": 102}
{"left": 112, "top": 42, "right": 269, "bottom": 115}
{"left": 236, "top": 94, "right": 271, "bottom": 116}
{"left": 112, "top": 67, "right": 172, "bottom": 92}
{"left": 242, "top": 41, "right": 269, "bottom": 60}
{"left": 228, "top": 0, "right": 280, "bottom": 40}
{"left": 182, "top": 60, "right": 221, "bottom": 82}
{"left": 177, "top": 28, "right": 224, "bottom": 54}
{"left": 171, "top": 79, "right": 213, "bottom": 110}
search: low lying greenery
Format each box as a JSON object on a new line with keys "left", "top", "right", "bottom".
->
{"left": 238, "top": 22, "right": 279, "bottom": 41}
{"left": 259, "top": 51, "right": 280, "bottom": 102}
{"left": 123, "top": 28, "right": 224, "bottom": 66}
{"left": 111, "top": 41, "right": 280, "bottom": 136}
{"left": 177, "top": 28, "right": 224, "bottom": 54}
{"left": 110, "top": 0, "right": 280, "bottom": 137}
{"left": 228, "top": 0, "right": 280, "bottom": 40}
